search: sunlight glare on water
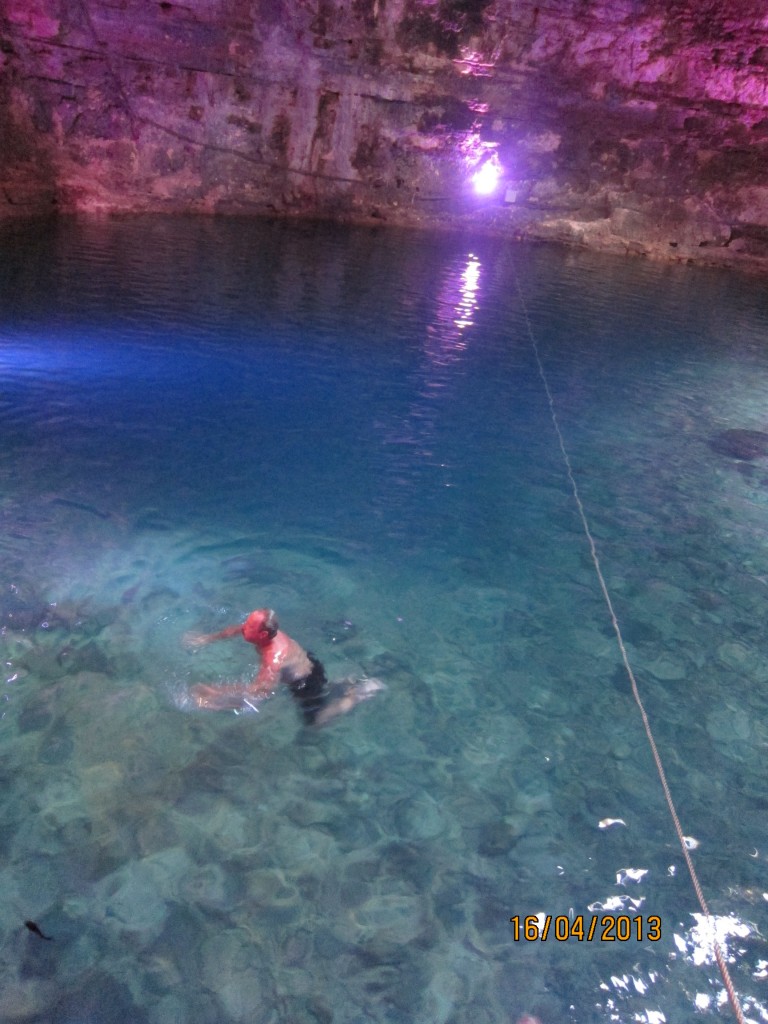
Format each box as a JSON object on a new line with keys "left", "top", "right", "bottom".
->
{"left": 1, "top": 216, "right": 768, "bottom": 1024}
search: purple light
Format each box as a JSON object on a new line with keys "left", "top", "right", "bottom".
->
{"left": 471, "top": 154, "right": 502, "bottom": 196}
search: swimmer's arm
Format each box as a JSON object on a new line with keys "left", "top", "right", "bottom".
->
{"left": 192, "top": 668, "right": 277, "bottom": 708}
{"left": 248, "top": 662, "right": 280, "bottom": 697}
{"left": 191, "top": 682, "right": 263, "bottom": 710}
{"left": 183, "top": 624, "right": 243, "bottom": 650}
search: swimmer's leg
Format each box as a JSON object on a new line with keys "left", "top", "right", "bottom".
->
{"left": 310, "top": 677, "right": 385, "bottom": 727}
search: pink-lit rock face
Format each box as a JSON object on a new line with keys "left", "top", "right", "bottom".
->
{"left": 1, "top": 0, "right": 768, "bottom": 266}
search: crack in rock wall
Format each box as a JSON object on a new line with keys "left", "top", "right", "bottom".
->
{"left": 2, "top": 0, "right": 768, "bottom": 266}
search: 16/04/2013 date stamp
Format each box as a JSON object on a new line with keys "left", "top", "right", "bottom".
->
{"left": 510, "top": 914, "right": 662, "bottom": 942}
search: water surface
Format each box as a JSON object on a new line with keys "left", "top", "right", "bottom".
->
{"left": 1, "top": 216, "right": 767, "bottom": 1023}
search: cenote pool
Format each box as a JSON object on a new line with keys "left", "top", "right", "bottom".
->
{"left": 1, "top": 216, "right": 767, "bottom": 1023}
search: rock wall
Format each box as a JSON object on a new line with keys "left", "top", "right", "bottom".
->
{"left": 2, "top": 0, "right": 768, "bottom": 266}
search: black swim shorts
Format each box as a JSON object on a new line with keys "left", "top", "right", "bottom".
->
{"left": 287, "top": 654, "right": 329, "bottom": 725}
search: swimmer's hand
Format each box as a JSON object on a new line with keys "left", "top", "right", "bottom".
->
{"left": 191, "top": 684, "right": 221, "bottom": 708}
{"left": 184, "top": 624, "right": 243, "bottom": 650}
{"left": 190, "top": 683, "right": 262, "bottom": 711}
{"left": 183, "top": 631, "right": 213, "bottom": 651}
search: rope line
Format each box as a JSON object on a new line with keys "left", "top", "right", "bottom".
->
{"left": 511, "top": 267, "right": 746, "bottom": 1024}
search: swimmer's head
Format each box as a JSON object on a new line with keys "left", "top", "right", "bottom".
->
{"left": 243, "top": 608, "right": 278, "bottom": 646}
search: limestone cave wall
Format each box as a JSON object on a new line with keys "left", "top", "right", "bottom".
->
{"left": 2, "top": 0, "right": 768, "bottom": 266}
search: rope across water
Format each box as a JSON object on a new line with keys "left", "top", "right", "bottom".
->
{"left": 511, "top": 265, "right": 746, "bottom": 1024}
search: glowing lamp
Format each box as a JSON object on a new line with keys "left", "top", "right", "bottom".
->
{"left": 471, "top": 154, "right": 502, "bottom": 196}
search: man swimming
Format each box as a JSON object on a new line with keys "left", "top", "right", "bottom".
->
{"left": 184, "top": 608, "right": 383, "bottom": 726}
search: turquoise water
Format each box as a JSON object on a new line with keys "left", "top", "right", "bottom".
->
{"left": 1, "top": 216, "right": 768, "bottom": 1023}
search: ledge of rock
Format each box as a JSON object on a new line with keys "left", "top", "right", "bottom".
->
{"left": 2, "top": 0, "right": 768, "bottom": 269}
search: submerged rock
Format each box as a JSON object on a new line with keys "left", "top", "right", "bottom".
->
{"left": 0, "top": 979, "right": 59, "bottom": 1022}
{"left": 348, "top": 893, "right": 428, "bottom": 944}
{"left": 392, "top": 790, "right": 447, "bottom": 840}
{"left": 181, "top": 863, "right": 230, "bottom": 911}
{"left": 709, "top": 429, "right": 768, "bottom": 461}
{"left": 706, "top": 705, "right": 754, "bottom": 744}
{"left": 646, "top": 653, "right": 687, "bottom": 681}
{"left": 91, "top": 847, "right": 193, "bottom": 943}
{"left": 321, "top": 618, "right": 358, "bottom": 644}
{"left": 477, "top": 821, "right": 521, "bottom": 857}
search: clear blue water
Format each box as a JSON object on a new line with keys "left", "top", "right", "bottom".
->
{"left": 1, "top": 216, "right": 768, "bottom": 1023}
